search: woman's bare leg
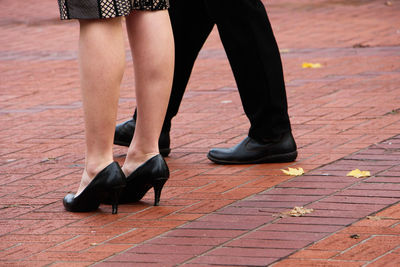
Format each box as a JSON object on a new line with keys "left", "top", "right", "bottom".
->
{"left": 122, "top": 10, "right": 174, "bottom": 174}
{"left": 76, "top": 18, "right": 125, "bottom": 195}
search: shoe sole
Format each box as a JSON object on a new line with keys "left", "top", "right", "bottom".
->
{"left": 113, "top": 140, "right": 171, "bottom": 157}
{"left": 207, "top": 151, "right": 298, "bottom": 165}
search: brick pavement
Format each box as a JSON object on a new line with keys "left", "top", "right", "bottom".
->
{"left": 98, "top": 134, "right": 400, "bottom": 266}
{"left": 1, "top": 0, "right": 399, "bottom": 266}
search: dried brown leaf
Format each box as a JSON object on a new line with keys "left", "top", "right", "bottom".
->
{"left": 350, "top": 234, "right": 360, "bottom": 239}
{"left": 281, "top": 206, "right": 314, "bottom": 217}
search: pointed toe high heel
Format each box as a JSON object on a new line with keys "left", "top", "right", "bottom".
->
{"left": 63, "top": 162, "right": 126, "bottom": 214}
{"left": 119, "top": 154, "right": 169, "bottom": 206}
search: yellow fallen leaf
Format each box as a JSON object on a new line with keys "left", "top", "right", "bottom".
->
{"left": 346, "top": 169, "right": 370, "bottom": 178}
{"left": 302, "top": 62, "right": 322, "bottom": 68}
{"left": 281, "top": 167, "right": 304, "bottom": 176}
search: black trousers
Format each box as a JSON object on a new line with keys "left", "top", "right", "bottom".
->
{"left": 137, "top": 0, "right": 292, "bottom": 140}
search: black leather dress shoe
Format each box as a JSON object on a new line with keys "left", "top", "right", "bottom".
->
{"left": 114, "top": 119, "right": 171, "bottom": 157}
{"left": 207, "top": 132, "right": 297, "bottom": 164}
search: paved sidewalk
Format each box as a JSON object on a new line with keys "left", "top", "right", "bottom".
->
{"left": 1, "top": 0, "right": 399, "bottom": 266}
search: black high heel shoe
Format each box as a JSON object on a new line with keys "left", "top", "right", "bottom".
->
{"left": 119, "top": 154, "right": 169, "bottom": 206}
{"left": 63, "top": 162, "right": 126, "bottom": 214}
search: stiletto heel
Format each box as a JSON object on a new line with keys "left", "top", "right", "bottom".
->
{"left": 118, "top": 154, "right": 169, "bottom": 205}
{"left": 111, "top": 189, "right": 121, "bottom": 214}
{"left": 153, "top": 178, "right": 168, "bottom": 206}
{"left": 112, "top": 204, "right": 118, "bottom": 214}
{"left": 63, "top": 162, "right": 126, "bottom": 214}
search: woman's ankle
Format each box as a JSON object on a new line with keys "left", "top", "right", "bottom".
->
{"left": 123, "top": 151, "right": 159, "bottom": 176}
{"left": 75, "top": 159, "right": 114, "bottom": 196}
{"left": 85, "top": 159, "right": 114, "bottom": 179}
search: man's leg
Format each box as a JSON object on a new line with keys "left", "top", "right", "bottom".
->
{"left": 207, "top": 0, "right": 297, "bottom": 164}
{"left": 162, "top": 0, "right": 215, "bottom": 130}
{"left": 114, "top": 0, "right": 215, "bottom": 156}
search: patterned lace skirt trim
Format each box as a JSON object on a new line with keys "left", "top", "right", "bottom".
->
{"left": 58, "top": 0, "right": 169, "bottom": 20}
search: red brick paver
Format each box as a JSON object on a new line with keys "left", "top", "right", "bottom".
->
{"left": 1, "top": 0, "right": 399, "bottom": 266}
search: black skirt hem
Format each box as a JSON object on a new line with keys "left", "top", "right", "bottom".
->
{"left": 58, "top": 0, "right": 169, "bottom": 20}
